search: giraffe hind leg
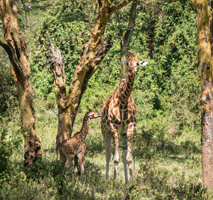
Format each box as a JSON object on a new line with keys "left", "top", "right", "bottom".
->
{"left": 78, "top": 153, "right": 85, "bottom": 175}
{"left": 126, "top": 129, "right": 134, "bottom": 182}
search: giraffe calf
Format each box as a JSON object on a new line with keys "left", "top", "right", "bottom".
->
{"left": 57, "top": 111, "right": 101, "bottom": 175}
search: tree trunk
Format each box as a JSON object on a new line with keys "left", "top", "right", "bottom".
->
{"left": 193, "top": 0, "right": 213, "bottom": 190}
{"left": 114, "top": 0, "right": 138, "bottom": 79}
{"left": 0, "top": 0, "right": 42, "bottom": 167}
{"left": 47, "top": 0, "right": 132, "bottom": 161}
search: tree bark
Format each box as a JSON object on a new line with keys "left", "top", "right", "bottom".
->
{"left": 193, "top": 0, "right": 213, "bottom": 190}
{"left": 0, "top": 0, "right": 42, "bottom": 167}
{"left": 47, "top": 0, "right": 132, "bottom": 161}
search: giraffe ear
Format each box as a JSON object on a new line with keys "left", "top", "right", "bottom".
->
{"left": 139, "top": 60, "right": 148, "bottom": 66}
{"left": 128, "top": 52, "right": 132, "bottom": 59}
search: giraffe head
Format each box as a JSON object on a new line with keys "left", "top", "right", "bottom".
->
{"left": 126, "top": 52, "right": 148, "bottom": 74}
{"left": 86, "top": 110, "right": 102, "bottom": 119}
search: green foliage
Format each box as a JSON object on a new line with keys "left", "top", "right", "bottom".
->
{"left": 0, "top": 128, "right": 12, "bottom": 175}
{"left": 0, "top": 122, "right": 22, "bottom": 182}
{"left": 153, "top": 1, "right": 198, "bottom": 93}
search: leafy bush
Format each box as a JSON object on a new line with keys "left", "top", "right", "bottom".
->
{"left": 0, "top": 122, "right": 22, "bottom": 183}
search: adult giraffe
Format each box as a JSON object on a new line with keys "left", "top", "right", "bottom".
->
{"left": 101, "top": 52, "right": 148, "bottom": 184}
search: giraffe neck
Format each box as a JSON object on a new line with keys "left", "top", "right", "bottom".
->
{"left": 80, "top": 116, "right": 91, "bottom": 140}
{"left": 119, "top": 72, "right": 135, "bottom": 106}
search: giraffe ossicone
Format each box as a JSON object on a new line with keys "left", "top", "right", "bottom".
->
{"left": 101, "top": 52, "right": 148, "bottom": 184}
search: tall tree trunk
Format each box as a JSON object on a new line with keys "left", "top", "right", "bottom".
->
{"left": 192, "top": 0, "right": 213, "bottom": 189}
{"left": 0, "top": 0, "right": 42, "bottom": 167}
{"left": 114, "top": 0, "right": 138, "bottom": 79}
{"left": 47, "top": 0, "right": 132, "bottom": 161}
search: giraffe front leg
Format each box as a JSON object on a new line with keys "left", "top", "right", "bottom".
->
{"left": 111, "top": 124, "right": 119, "bottom": 180}
{"left": 78, "top": 153, "right": 85, "bottom": 175}
{"left": 126, "top": 124, "right": 135, "bottom": 182}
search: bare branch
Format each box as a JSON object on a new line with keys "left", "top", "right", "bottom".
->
{"left": 47, "top": 31, "right": 64, "bottom": 66}
{"left": 47, "top": 31, "right": 66, "bottom": 109}
{"left": 47, "top": 31, "right": 54, "bottom": 53}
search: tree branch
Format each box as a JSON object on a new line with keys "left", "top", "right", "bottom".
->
{"left": 114, "top": 0, "right": 123, "bottom": 39}
{"left": 91, "top": 39, "right": 113, "bottom": 69}
{"left": 47, "top": 31, "right": 67, "bottom": 109}
{"left": 116, "top": 0, "right": 137, "bottom": 79}
{"left": 0, "top": 40, "right": 25, "bottom": 84}
{"left": 109, "top": 0, "right": 133, "bottom": 16}
{"left": 0, "top": 40, "right": 11, "bottom": 55}
{"left": 122, "top": 0, "right": 137, "bottom": 52}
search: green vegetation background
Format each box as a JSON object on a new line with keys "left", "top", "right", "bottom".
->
{"left": 1, "top": 0, "right": 212, "bottom": 199}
